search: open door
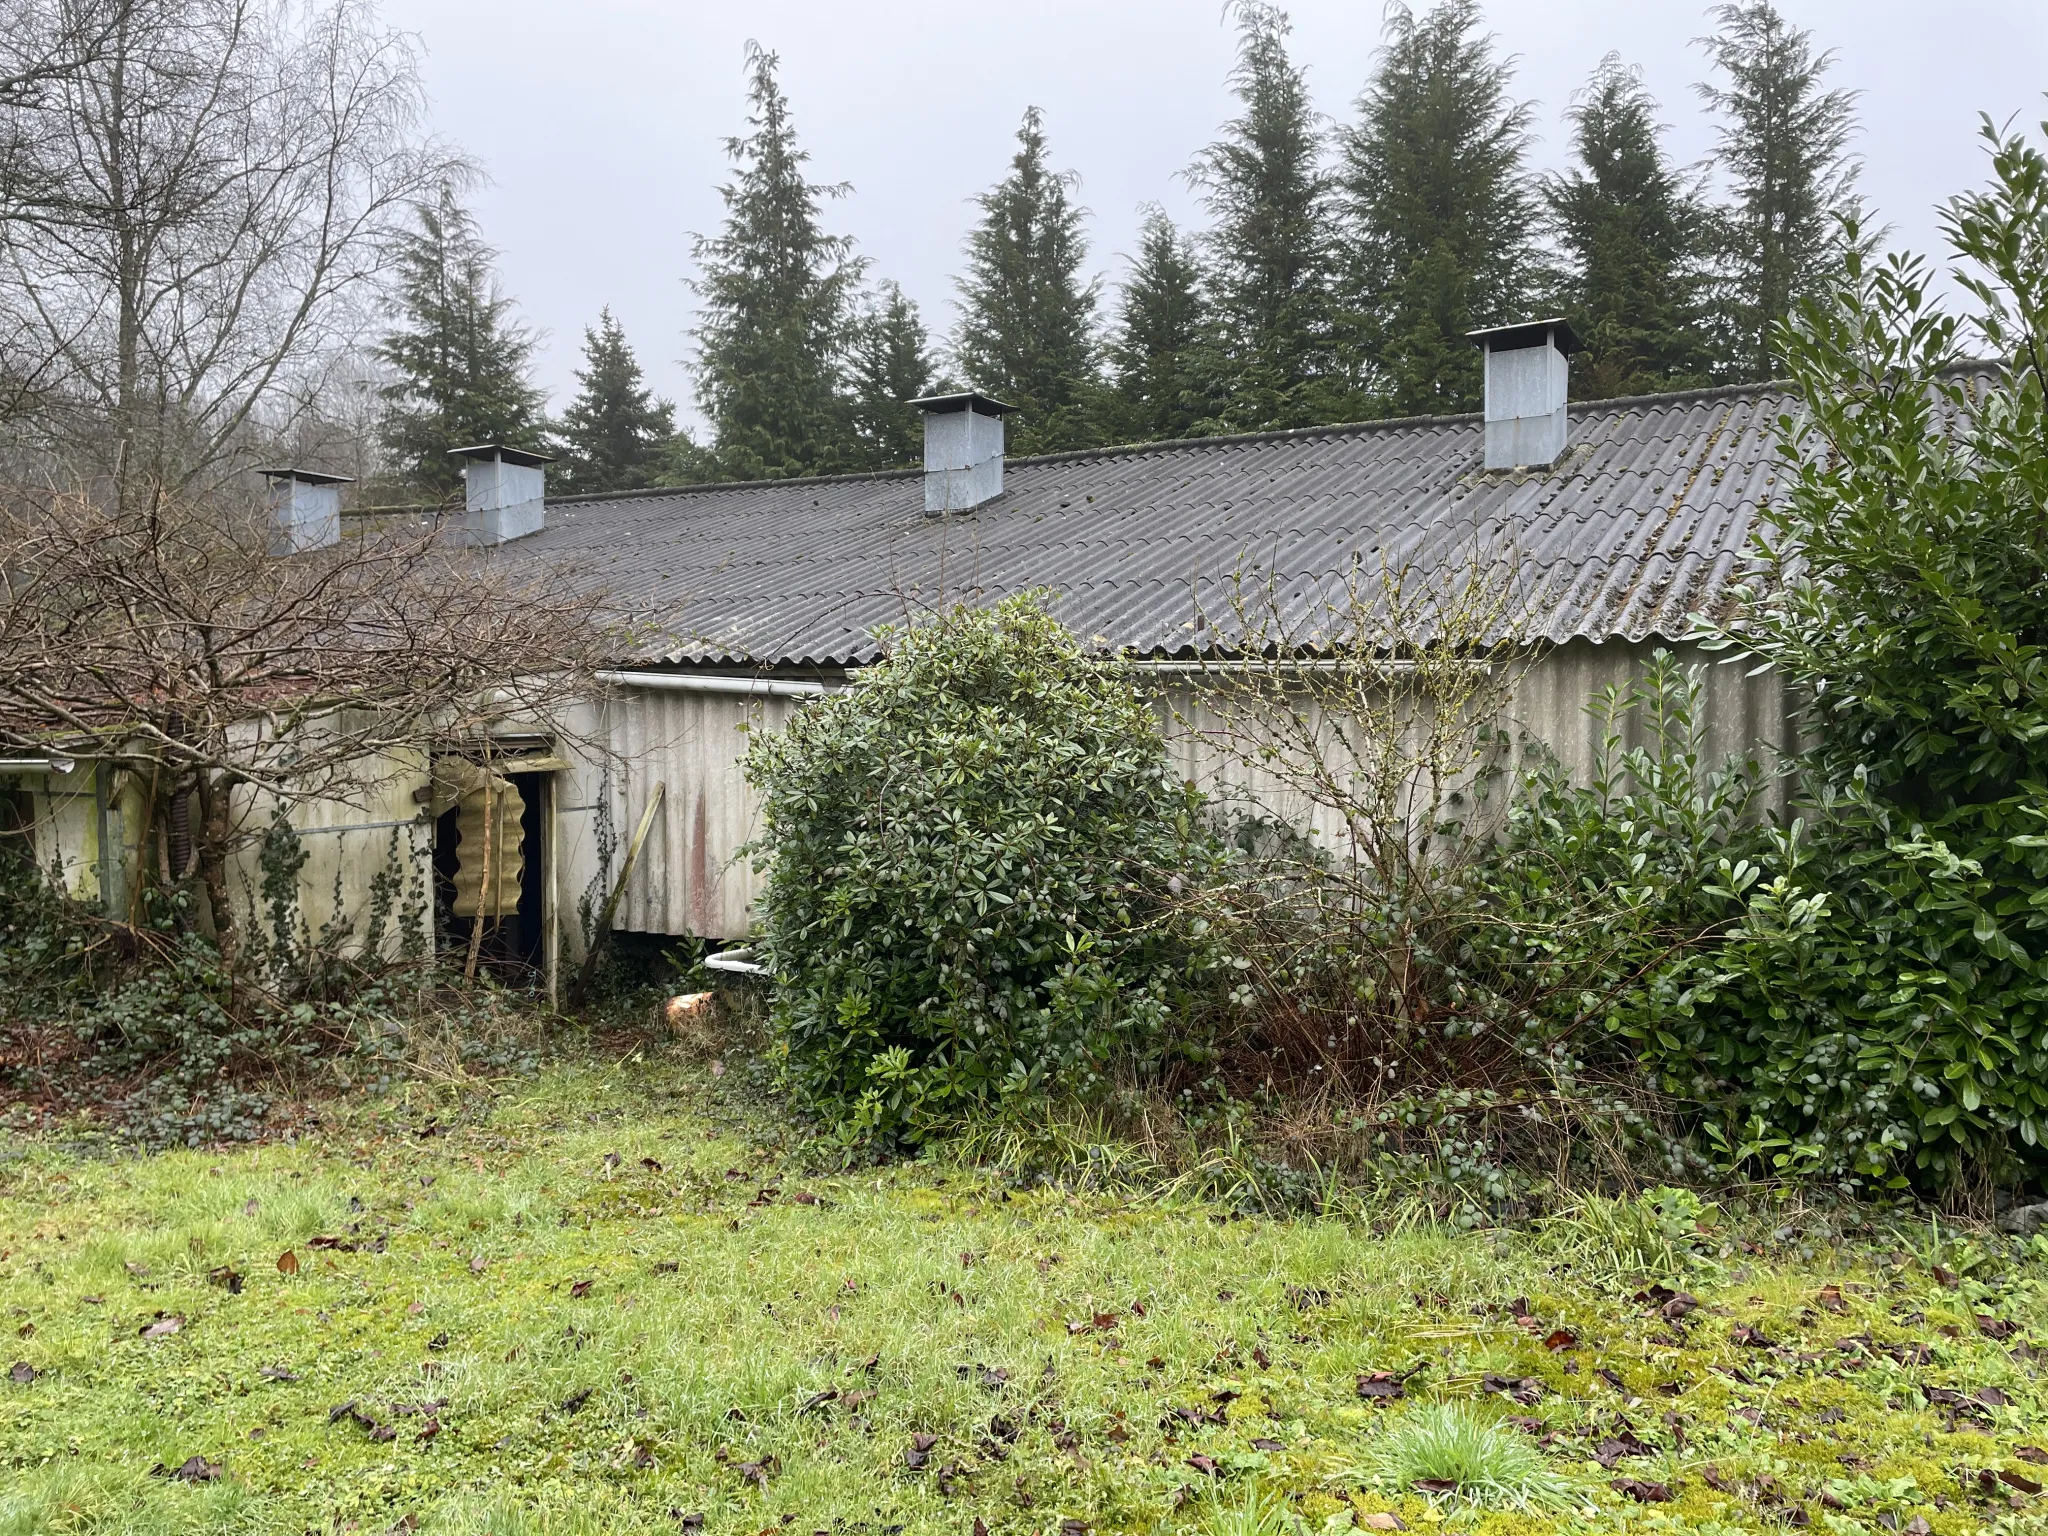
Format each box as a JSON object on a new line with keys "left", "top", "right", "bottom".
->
{"left": 431, "top": 756, "right": 553, "bottom": 980}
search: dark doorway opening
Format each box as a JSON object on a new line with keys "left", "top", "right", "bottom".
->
{"left": 433, "top": 769, "right": 548, "bottom": 976}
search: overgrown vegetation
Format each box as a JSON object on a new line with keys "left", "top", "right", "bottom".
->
{"left": 0, "top": 816, "right": 540, "bottom": 1148}
{"left": 1676, "top": 116, "right": 2048, "bottom": 1197}
{"left": 743, "top": 597, "right": 1219, "bottom": 1146}
{"left": 736, "top": 118, "right": 2048, "bottom": 1214}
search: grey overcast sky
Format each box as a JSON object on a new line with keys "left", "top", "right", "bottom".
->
{"left": 379, "top": 0, "right": 2048, "bottom": 423}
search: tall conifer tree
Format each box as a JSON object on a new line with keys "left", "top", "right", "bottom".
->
{"left": 1107, "top": 209, "right": 1213, "bottom": 443}
{"left": 953, "top": 108, "right": 1100, "bottom": 453}
{"left": 1696, "top": 1, "right": 1863, "bottom": 381}
{"left": 845, "top": 282, "right": 937, "bottom": 470}
{"left": 1190, "top": 1, "right": 1338, "bottom": 430}
{"left": 691, "top": 44, "right": 862, "bottom": 480}
{"left": 1547, "top": 56, "right": 1714, "bottom": 398}
{"left": 1337, "top": 0, "right": 1535, "bottom": 416}
{"left": 555, "top": 308, "right": 676, "bottom": 493}
{"left": 376, "top": 187, "right": 545, "bottom": 498}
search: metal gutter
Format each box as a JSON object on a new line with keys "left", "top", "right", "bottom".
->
{"left": 1122, "top": 658, "right": 1495, "bottom": 676}
{"left": 596, "top": 670, "right": 839, "bottom": 698}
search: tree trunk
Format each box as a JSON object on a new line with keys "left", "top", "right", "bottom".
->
{"left": 106, "top": 8, "right": 144, "bottom": 511}
{"left": 192, "top": 768, "right": 236, "bottom": 971}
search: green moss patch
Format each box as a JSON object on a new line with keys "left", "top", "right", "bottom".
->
{"left": 1, "top": 1060, "right": 2044, "bottom": 1534}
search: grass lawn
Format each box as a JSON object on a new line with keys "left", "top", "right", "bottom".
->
{"left": 2, "top": 1050, "right": 2045, "bottom": 1535}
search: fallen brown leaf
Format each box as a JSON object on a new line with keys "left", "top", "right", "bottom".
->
{"left": 1593, "top": 1431, "right": 1657, "bottom": 1468}
{"left": 1612, "top": 1477, "right": 1673, "bottom": 1503}
{"left": 155, "top": 1455, "right": 220, "bottom": 1483}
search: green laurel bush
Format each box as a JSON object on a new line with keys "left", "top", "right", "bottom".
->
{"left": 743, "top": 595, "right": 1220, "bottom": 1144}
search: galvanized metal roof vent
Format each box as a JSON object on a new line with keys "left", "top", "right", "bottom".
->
{"left": 448, "top": 444, "right": 554, "bottom": 545}
{"left": 910, "top": 392, "right": 1017, "bottom": 515}
{"left": 1468, "top": 319, "right": 1580, "bottom": 471}
{"left": 256, "top": 466, "right": 352, "bottom": 555}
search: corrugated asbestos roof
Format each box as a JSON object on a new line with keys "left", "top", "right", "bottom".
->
{"left": 508, "top": 381, "right": 1797, "bottom": 668}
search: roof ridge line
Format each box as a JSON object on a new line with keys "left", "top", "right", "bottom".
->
{"left": 545, "top": 465, "right": 923, "bottom": 506}
{"left": 536, "top": 382, "right": 1804, "bottom": 510}
{"left": 534, "top": 360, "right": 2001, "bottom": 511}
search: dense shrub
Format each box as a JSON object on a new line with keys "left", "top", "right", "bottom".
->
{"left": 1491, "top": 121, "right": 2048, "bottom": 1195}
{"left": 1478, "top": 657, "right": 1852, "bottom": 1172}
{"left": 1684, "top": 120, "right": 2048, "bottom": 1193}
{"left": 743, "top": 596, "right": 1219, "bottom": 1144}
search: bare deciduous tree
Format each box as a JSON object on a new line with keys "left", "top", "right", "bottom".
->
{"left": 1178, "top": 548, "right": 1530, "bottom": 1075}
{"left": 0, "top": 482, "right": 613, "bottom": 965}
{"left": 0, "top": 0, "right": 124, "bottom": 426}
{"left": 0, "top": 0, "right": 459, "bottom": 501}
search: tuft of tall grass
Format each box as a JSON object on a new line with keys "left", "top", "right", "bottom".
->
{"left": 1350, "top": 1402, "right": 1581, "bottom": 1511}
{"left": 1534, "top": 1184, "right": 1721, "bottom": 1284}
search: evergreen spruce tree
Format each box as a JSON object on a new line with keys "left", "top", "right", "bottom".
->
{"left": 554, "top": 308, "right": 676, "bottom": 493}
{"left": 376, "top": 187, "right": 546, "bottom": 498}
{"left": 845, "top": 282, "right": 937, "bottom": 470}
{"left": 1337, "top": 0, "right": 1536, "bottom": 416}
{"left": 1546, "top": 56, "right": 1714, "bottom": 398}
{"left": 691, "top": 43, "right": 862, "bottom": 480}
{"left": 953, "top": 108, "right": 1101, "bottom": 453}
{"left": 1106, "top": 209, "right": 1213, "bottom": 443}
{"left": 1189, "top": 0, "right": 1339, "bottom": 430}
{"left": 1696, "top": 0, "right": 1863, "bottom": 381}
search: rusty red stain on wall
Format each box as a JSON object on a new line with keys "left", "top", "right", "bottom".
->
{"left": 688, "top": 788, "right": 713, "bottom": 936}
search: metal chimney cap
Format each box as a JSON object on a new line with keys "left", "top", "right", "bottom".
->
{"left": 255, "top": 466, "right": 354, "bottom": 485}
{"left": 448, "top": 443, "right": 557, "bottom": 466}
{"left": 906, "top": 391, "right": 1020, "bottom": 416}
{"left": 1466, "top": 318, "right": 1581, "bottom": 355}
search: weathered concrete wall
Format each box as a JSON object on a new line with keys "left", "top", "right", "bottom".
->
{"left": 567, "top": 639, "right": 1801, "bottom": 945}
{"left": 1, "top": 764, "right": 142, "bottom": 913}
{"left": 5, "top": 747, "right": 433, "bottom": 958}
{"left": 9, "top": 638, "right": 1798, "bottom": 966}
{"left": 551, "top": 690, "right": 806, "bottom": 956}
{"left": 1505, "top": 639, "right": 1797, "bottom": 798}
{"left": 219, "top": 747, "right": 434, "bottom": 959}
